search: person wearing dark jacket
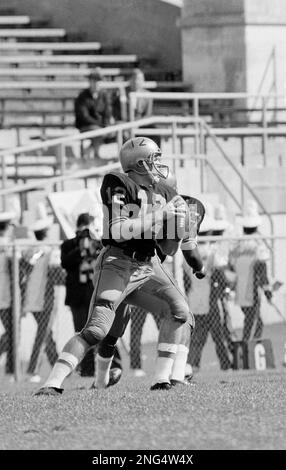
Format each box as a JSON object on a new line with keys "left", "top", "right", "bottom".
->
{"left": 60, "top": 213, "right": 101, "bottom": 376}
{"left": 74, "top": 68, "right": 113, "bottom": 160}
{"left": 61, "top": 212, "right": 122, "bottom": 377}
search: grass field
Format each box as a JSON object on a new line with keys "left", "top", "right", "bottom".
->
{"left": 1, "top": 324, "right": 286, "bottom": 451}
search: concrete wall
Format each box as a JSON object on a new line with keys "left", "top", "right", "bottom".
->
{"left": 1, "top": 0, "right": 182, "bottom": 73}
{"left": 244, "top": 0, "right": 286, "bottom": 96}
{"left": 245, "top": 25, "right": 286, "bottom": 96}
{"left": 180, "top": 0, "right": 246, "bottom": 92}
{"left": 181, "top": 0, "right": 286, "bottom": 94}
{"left": 181, "top": 24, "right": 246, "bottom": 92}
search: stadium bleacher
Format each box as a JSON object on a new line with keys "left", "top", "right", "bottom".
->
{"left": 0, "top": 28, "right": 66, "bottom": 38}
{"left": 0, "top": 15, "right": 30, "bottom": 25}
{"left": 0, "top": 41, "right": 101, "bottom": 51}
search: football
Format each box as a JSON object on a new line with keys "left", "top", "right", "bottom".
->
{"left": 157, "top": 238, "right": 180, "bottom": 256}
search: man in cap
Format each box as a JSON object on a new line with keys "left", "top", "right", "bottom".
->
{"left": 60, "top": 212, "right": 123, "bottom": 380}
{"left": 22, "top": 206, "right": 58, "bottom": 382}
{"left": 229, "top": 200, "right": 273, "bottom": 341}
{"left": 74, "top": 67, "right": 113, "bottom": 160}
{"left": 184, "top": 203, "right": 233, "bottom": 372}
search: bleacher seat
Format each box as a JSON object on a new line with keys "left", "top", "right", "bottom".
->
{"left": 0, "top": 54, "right": 138, "bottom": 64}
{"left": 0, "top": 15, "right": 30, "bottom": 25}
{"left": 0, "top": 42, "right": 101, "bottom": 51}
{"left": 0, "top": 28, "right": 66, "bottom": 38}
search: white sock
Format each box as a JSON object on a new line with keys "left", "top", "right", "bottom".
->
{"left": 153, "top": 357, "right": 174, "bottom": 384}
{"left": 185, "top": 362, "right": 193, "bottom": 377}
{"left": 44, "top": 352, "right": 79, "bottom": 389}
{"left": 170, "top": 345, "right": 189, "bottom": 382}
{"left": 153, "top": 343, "right": 178, "bottom": 384}
{"left": 95, "top": 354, "right": 113, "bottom": 389}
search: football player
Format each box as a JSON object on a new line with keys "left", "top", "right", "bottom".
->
{"left": 94, "top": 171, "right": 207, "bottom": 389}
{"left": 35, "top": 137, "right": 194, "bottom": 396}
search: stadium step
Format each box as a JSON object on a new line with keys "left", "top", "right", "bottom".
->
{"left": 242, "top": 167, "right": 286, "bottom": 213}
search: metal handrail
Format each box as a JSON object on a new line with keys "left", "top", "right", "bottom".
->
{"left": 0, "top": 117, "right": 156, "bottom": 157}
{"left": 201, "top": 120, "right": 274, "bottom": 232}
{"left": 0, "top": 162, "right": 121, "bottom": 197}
{"left": 129, "top": 90, "right": 285, "bottom": 103}
{"left": 0, "top": 116, "right": 196, "bottom": 196}
{"left": 0, "top": 112, "right": 277, "bottom": 271}
{"left": 200, "top": 119, "right": 275, "bottom": 272}
{"left": 204, "top": 159, "right": 242, "bottom": 211}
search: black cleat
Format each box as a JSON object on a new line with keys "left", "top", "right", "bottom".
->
{"left": 34, "top": 386, "right": 63, "bottom": 397}
{"left": 107, "top": 367, "right": 122, "bottom": 388}
{"left": 184, "top": 373, "right": 194, "bottom": 384}
{"left": 90, "top": 367, "right": 123, "bottom": 390}
{"left": 150, "top": 382, "right": 172, "bottom": 391}
{"left": 170, "top": 379, "right": 190, "bottom": 386}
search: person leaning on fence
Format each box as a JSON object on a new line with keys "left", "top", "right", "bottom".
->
{"left": 21, "top": 208, "right": 60, "bottom": 383}
{"left": 0, "top": 211, "right": 16, "bottom": 377}
{"left": 229, "top": 200, "right": 273, "bottom": 342}
{"left": 74, "top": 67, "right": 114, "bottom": 161}
{"left": 184, "top": 205, "right": 232, "bottom": 372}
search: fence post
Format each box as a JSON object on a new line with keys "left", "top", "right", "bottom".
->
{"left": 193, "top": 97, "right": 199, "bottom": 155}
{"left": 12, "top": 243, "right": 21, "bottom": 382}
{"left": 199, "top": 122, "right": 205, "bottom": 193}
{"left": 171, "top": 121, "right": 178, "bottom": 175}
{"left": 129, "top": 92, "right": 136, "bottom": 138}
{"left": 1, "top": 154, "right": 7, "bottom": 211}
{"left": 56, "top": 143, "right": 66, "bottom": 191}
{"left": 117, "top": 129, "right": 123, "bottom": 151}
{"left": 261, "top": 97, "right": 268, "bottom": 166}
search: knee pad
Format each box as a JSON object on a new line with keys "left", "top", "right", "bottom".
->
{"left": 172, "top": 301, "right": 193, "bottom": 325}
{"left": 81, "top": 299, "right": 115, "bottom": 346}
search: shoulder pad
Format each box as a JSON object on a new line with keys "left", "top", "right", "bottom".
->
{"left": 101, "top": 172, "right": 139, "bottom": 202}
{"left": 156, "top": 181, "right": 177, "bottom": 201}
{"left": 102, "top": 172, "right": 135, "bottom": 188}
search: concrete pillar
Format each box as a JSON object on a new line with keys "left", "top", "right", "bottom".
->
{"left": 180, "top": 0, "right": 286, "bottom": 96}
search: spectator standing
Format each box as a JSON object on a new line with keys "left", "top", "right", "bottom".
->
{"left": 184, "top": 205, "right": 232, "bottom": 372}
{"left": 22, "top": 205, "right": 60, "bottom": 383}
{"left": 211, "top": 204, "right": 237, "bottom": 357}
{"left": 229, "top": 200, "right": 273, "bottom": 342}
{"left": 0, "top": 211, "right": 16, "bottom": 377}
{"left": 61, "top": 212, "right": 122, "bottom": 378}
{"left": 75, "top": 68, "right": 113, "bottom": 161}
{"left": 60, "top": 213, "right": 100, "bottom": 377}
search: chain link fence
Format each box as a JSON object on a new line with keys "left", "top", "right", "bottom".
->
{"left": 124, "top": 235, "right": 286, "bottom": 374}
{"left": 0, "top": 236, "right": 286, "bottom": 382}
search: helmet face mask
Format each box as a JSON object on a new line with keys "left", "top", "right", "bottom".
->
{"left": 119, "top": 137, "right": 169, "bottom": 182}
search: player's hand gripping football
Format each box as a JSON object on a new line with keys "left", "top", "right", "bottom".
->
{"left": 162, "top": 195, "right": 187, "bottom": 220}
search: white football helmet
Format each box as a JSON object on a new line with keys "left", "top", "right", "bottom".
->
{"left": 119, "top": 137, "right": 169, "bottom": 181}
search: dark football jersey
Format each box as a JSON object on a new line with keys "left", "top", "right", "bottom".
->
{"left": 100, "top": 172, "right": 177, "bottom": 255}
